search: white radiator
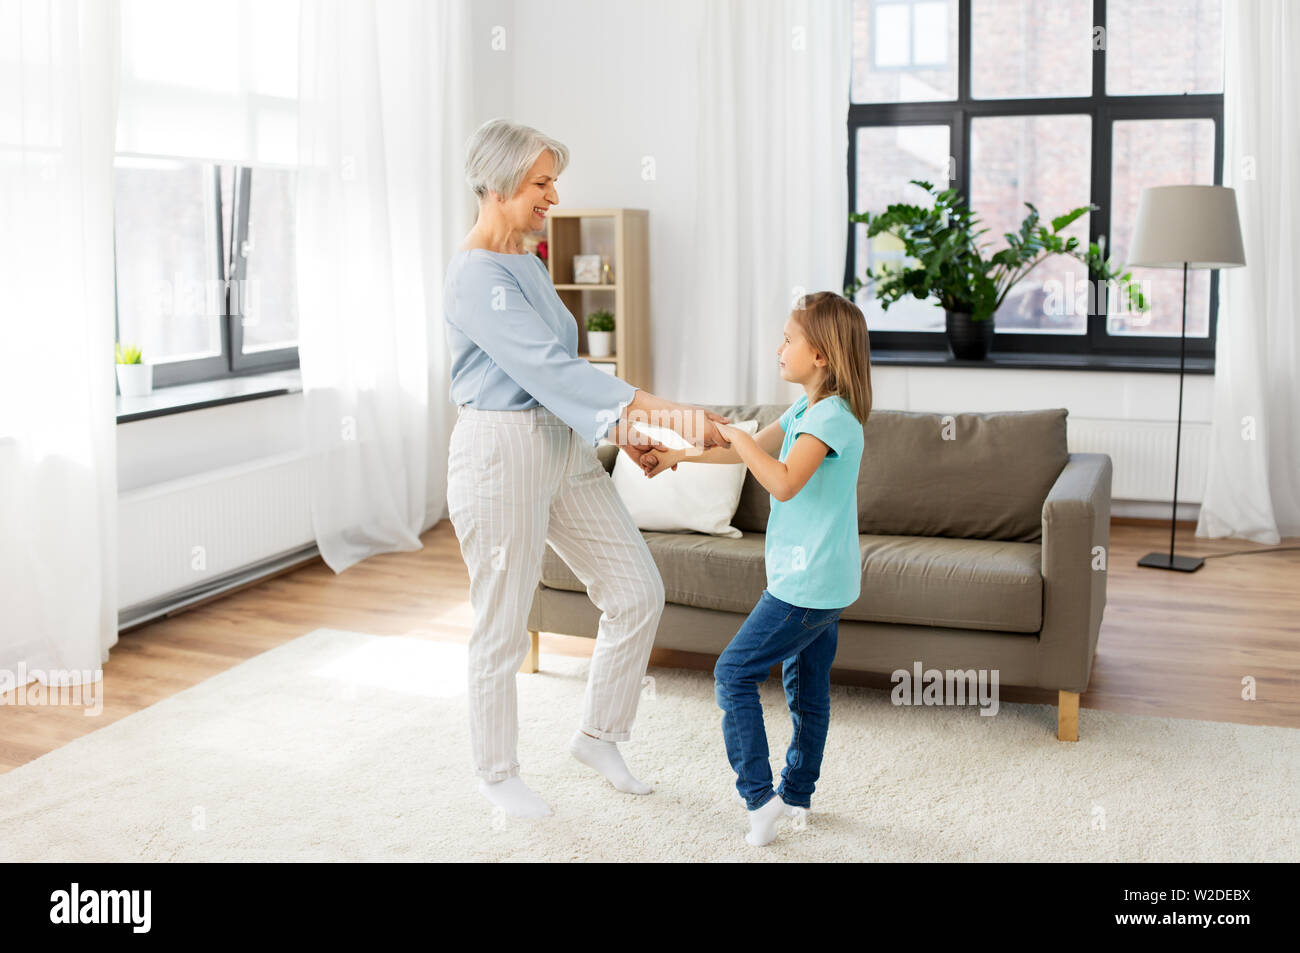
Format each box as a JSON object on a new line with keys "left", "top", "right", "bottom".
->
{"left": 117, "top": 450, "right": 315, "bottom": 612}
{"left": 1067, "top": 418, "right": 1211, "bottom": 503}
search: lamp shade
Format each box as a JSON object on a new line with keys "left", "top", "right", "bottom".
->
{"left": 1126, "top": 185, "right": 1246, "bottom": 270}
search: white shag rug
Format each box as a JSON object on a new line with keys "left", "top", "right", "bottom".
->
{"left": 1, "top": 628, "right": 1295, "bottom": 862}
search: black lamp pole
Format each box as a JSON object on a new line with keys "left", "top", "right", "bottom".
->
{"left": 1139, "top": 261, "right": 1205, "bottom": 572}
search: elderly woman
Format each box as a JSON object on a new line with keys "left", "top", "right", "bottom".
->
{"left": 444, "top": 118, "right": 729, "bottom": 818}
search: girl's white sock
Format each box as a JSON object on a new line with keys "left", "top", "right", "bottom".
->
{"left": 568, "top": 730, "right": 653, "bottom": 795}
{"left": 479, "top": 775, "right": 552, "bottom": 818}
{"left": 734, "top": 789, "right": 802, "bottom": 817}
{"left": 745, "top": 795, "right": 788, "bottom": 846}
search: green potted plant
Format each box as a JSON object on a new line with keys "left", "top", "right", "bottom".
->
{"left": 847, "top": 179, "right": 1148, "bottom": 360}
{"left": 585, "top": 309, "right": 615, "bottom": 358}
{"left": 115, "top": 341, "right": 152, "bottom": 396}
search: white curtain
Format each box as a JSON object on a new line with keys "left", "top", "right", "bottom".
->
{"left": 685, "top": 0, "right": 852, "bottom": 404}
{"left": 296, "top": 0, "right": 473, "bottom": 572}
{"left": 1196, "top": 0, "right": 1300, "bottom": 544}
{"left": 0, "top": 0, "right": 120, "bottom": 682}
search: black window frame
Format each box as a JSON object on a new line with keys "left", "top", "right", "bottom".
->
{"left": 845, "top": 0, "right": 1225, "bottom": 362}
{"left": 113, "top": 161, "right": 300, "bottom": 389}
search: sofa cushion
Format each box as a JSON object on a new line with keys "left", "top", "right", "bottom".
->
{"left": 541, "top": 531, "right": 1042, "bottom": 633}
{"left": 854, "top": 408, "right": 1068, "bottom": 542}
{"left": 543, "top": 531, "right": 768, "bottom": 616}
{"left": 851, "top": 534, "right": 1042, "bottom": 632}
{"left": 691, "top": 404, "right": 1067, "bottom": 543}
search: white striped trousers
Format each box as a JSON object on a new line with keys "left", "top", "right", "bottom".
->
{"left": 445, "top": 403, "right": 665, "bottom": 781}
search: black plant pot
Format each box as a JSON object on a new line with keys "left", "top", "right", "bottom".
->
{"left": 945, "top": 310, "right": 994, "bottom": 361}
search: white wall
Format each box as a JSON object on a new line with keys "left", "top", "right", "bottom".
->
{"left": 117, "top": 0, "right": 1211, "bottom": 607}
{"left": 495, "top": 0, "right": 727, "bottom": 404}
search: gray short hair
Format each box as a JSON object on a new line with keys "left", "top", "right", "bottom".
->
{"left": 464, "top": 118, "right": 570, "bottom": 201}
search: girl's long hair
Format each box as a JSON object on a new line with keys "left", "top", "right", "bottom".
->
{"left": 791, "top": 291, "right": 872, "bottom": 425}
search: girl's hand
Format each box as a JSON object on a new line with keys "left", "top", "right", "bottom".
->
{"left": 641, "top": 448, "right": 682, "bottom": 478}
{"left": 715, "top": 422, "right": 749, "bottom": 447}
{"left": 700, "top": 409, "right": 732, "bottom": 448}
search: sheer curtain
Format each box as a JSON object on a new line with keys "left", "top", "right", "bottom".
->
{"left": 1196, "top": 0, "right": 1300, "bottom": 544}
{"left": 116, "top": 0, "right": 298, "bottom": 166}
{"left": 685, "top": 0, "right": 852, "bottom": 404}
{"left": 0, "top": 0, "right": 120, "bottom": 681}
{"left": 296, "top": 0, "right": 473, "bottom": 572}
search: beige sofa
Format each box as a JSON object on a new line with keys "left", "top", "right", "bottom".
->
{"left": 524, "top": 404, "right": 1110, "bottom": 741}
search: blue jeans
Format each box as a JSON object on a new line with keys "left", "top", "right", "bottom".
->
{"left": 714, "top": 589, "right": 843, "bottom": 811}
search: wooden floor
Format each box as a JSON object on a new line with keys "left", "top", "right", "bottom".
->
{"left": 2, "top": 518, "right": 1297, "bottom": 773}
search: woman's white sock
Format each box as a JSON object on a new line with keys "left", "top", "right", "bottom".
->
{"left": 568, "top": 730, "right": 652, "bottom": 795}
{"left": 479, "top": 775, "right": 552, "bottom": 818}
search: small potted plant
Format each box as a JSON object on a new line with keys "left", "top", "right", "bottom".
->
{"left": 848, "top": 180, "right": 1147, "bottom": 360}
{"left": 115, "top": 342, "right": 152, "bottom": 396}
{"left": 585, "top": 309, "right": 615, "bottom": 358}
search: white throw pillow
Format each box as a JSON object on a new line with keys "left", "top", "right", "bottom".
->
{"left": 611, "top": 419, "right": 759, "bottom": 538}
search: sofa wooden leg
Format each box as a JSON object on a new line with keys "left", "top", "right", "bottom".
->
{"left": 1057, "top": 690, "right": 1079, "bottom": 742}
{"left": 520, "top": 630, "right": 540, "bottom": 674}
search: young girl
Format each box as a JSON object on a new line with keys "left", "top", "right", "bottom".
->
{"left": 640, "top": 291, "right": 871, "bottom": 846}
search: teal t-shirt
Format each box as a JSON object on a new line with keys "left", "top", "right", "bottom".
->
{"left": 764, "top": 394, "right": 863, "bottom": 609}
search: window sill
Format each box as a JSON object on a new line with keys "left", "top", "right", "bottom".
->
{"left": 116, "top": 369, "right": 303, "bottom": 423}
{"left": 870, "top": 350, "right": 1215, "bottom": 375}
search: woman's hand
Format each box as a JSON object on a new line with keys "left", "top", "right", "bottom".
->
{"left": 667, "top": 404, "right": 732, "bottom": 450}
{"left": 672, "top": 406, "right": 731, "bottom": 449}
{"left": 621, "top": 390, "right": 730, "bottom": 451}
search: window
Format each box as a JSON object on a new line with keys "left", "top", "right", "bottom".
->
{"left": 854, "top": 125, "right": 952, "bottom": 331}
{"left": 854, "top": 0, "right": 958, "bottom": 102}
{"left": 113, "top": 159, "right": 300, "bottom": 386}
{"left": 969, "top": 113, "right": 1092, "bottom": 333}
{"left": 1109, "top": 118, "right": 1216, "bottom": 336}
{"left": 1105, "top": 0, "right": 1223, "bottom": 95}
{"left": 971, "top": 0, "right": 1093, "bottom": 100}
{"left": 847, "top": 0, "right": 1225, "bottom": 361}
{"left": 872, "top": 0, "right": 951, "bottom": 71}
{"left": 231, "top": 167, "right": 301, "bottom": 369}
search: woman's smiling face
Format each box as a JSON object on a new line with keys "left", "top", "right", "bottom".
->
{"left": 504, "top": 149, "right": 559, "bottom": 233}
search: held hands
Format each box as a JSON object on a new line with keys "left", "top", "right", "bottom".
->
{"left": 635, "top": 406, "right": 730, "bottom": 451}
{"left": 619, "top": 403, "right": 730, "bottom": 475}
{"left": 712, "top": 422, "right": 744, "bottom": 446}
{"left": 697, "top": 409, "right": 733, "bottom": 450}
{"left": 638, "top": 448, "right": 684, "bottom": 478}
{"left": 615, "top": 398, "right": 731, "bottom": 477}
{"left": 617, "top": 431, "right": 671, "bottom": 474}
{"left": 637, "top": 421, "right": 745, "bottom": 478}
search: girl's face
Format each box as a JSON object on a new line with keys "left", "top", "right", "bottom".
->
{"left": 777, "top": 315, "right": 827, "bottom": 385}
{"left": 501, "top": 149, "right": 559, "bottom": 233}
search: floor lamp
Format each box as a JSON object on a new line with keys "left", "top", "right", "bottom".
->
{"left": 1126, "top": 185, "right": 1246, "bottom": 572}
